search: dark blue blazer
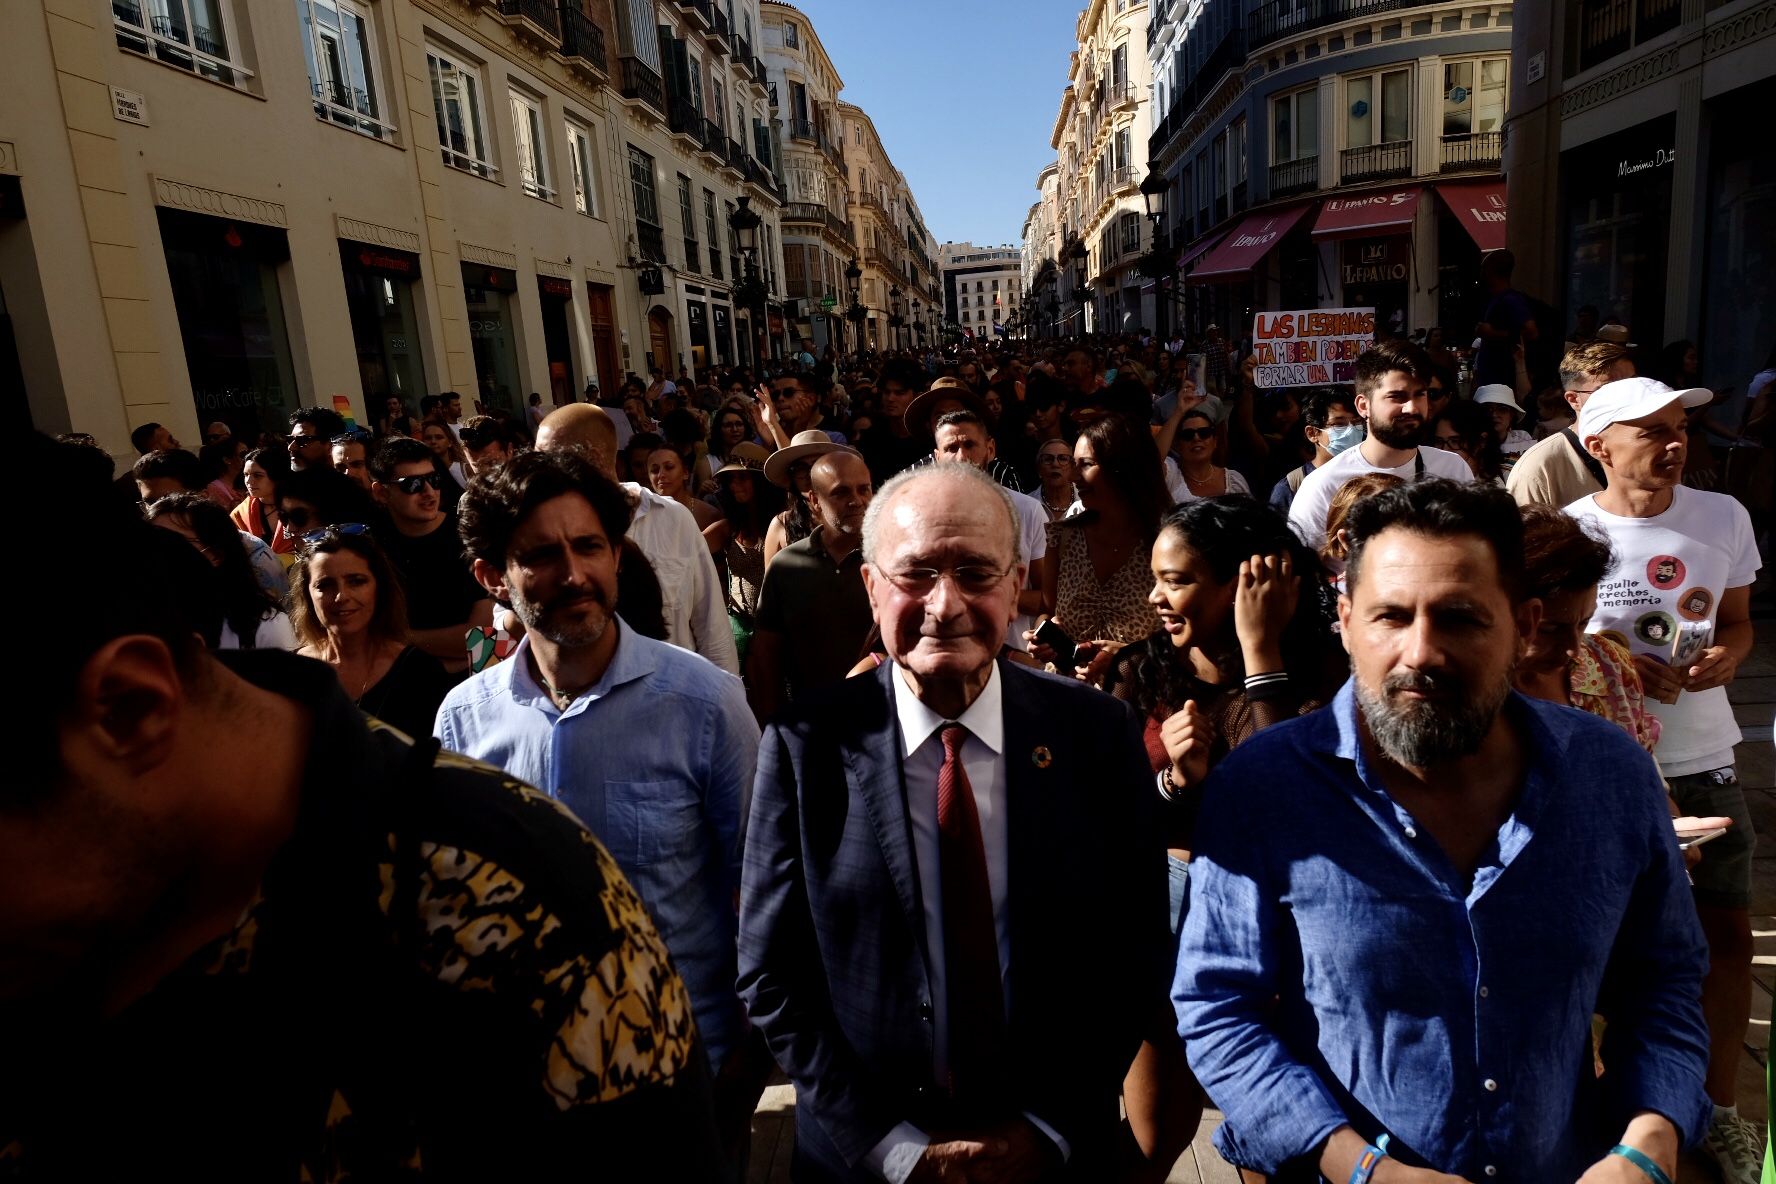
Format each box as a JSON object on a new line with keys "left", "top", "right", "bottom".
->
{"left": 737, "top": 659, "right": 1170, "bottom": 1181}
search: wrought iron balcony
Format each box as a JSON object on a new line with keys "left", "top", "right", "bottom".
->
{"left": 1573, "top": 0, "right": 1680, "bottom": 71}
{"left": 1109, "top": 164, "right": 1138, "bottom": 193}
{"left": 667, "top": 94, "right": 698, "bottom": 135}
{"left": 1439, "top": 131, "right": 1501, "bottom": 172}
{"left": 619, "top": 56, "right": 663, "bottom": 112}
{"left": 753, "top": 56, "right": 768, "bottom": 84}
{"left": 1104, "top": 80, "right": 1135, "bottom": 108}
{"left": 498, "top": 0, "right": 559, "bottom": 38}
{"left": 709, "top": 6, "right": 729, "bottom": 51}
{"left": 637, "top": 220, "right": 667, "bottom": 264}
{"left": 733, "top": 31, "right": 750, "bottom": 62}
{"left": 789, "top": 117, "right": 816, "bottom": 143}
{"left": 1340, "top": 139, "right": 1413, "bottom": 183}
{"left": 675, "top": 0, "right": 712, "bottom": 29}
{"left": 1249, "top": 0, "right": 1440, "bottom": 51}
{"left": 728, "top": 137, "right": 747, "bottom": 170}
{"left": 557, "top": 5, "right": 606, "bottom": 72}
{"left": 701, "top": 117, "right": 726, "bottom": 156}
{"left": 1269, "top": 155, "right": 1319, "bottom": 196}
{"left": 1148, "top": 28, "right": 1244, "bottom": 158}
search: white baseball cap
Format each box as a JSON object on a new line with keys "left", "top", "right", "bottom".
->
{"left": 1575, "top": 376, "right": 1712, "bottom": 441}
{"left": 1473, "top": 384, "right": 1523, "bottom": 416}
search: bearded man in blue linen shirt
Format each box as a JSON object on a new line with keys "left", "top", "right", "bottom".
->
{"left": 1175, "top": 478, "right": 1710, "bottom": 1184}
{"left": 433, "top": 449, "right": 759, "bottom": 1162}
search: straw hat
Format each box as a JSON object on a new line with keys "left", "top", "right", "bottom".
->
{"left": 763, "top": 430, "right": 859, "bottom": 488}
{"left": 714, "top": 441, "right": 770, "bottom": 479}
{"left": 902, "top": 376, "right": 990, "bottom": 437}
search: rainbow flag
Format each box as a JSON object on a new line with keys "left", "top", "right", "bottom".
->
{"left": 332, "top": 394, "right": 356, "bottom": 432}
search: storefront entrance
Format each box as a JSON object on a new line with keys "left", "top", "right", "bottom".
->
{"left": 1341, "top": 239, "right": 1411, "bottom": 339}
{"left": 585, "top": 282, "right": 619, "bottom": 398}
{"left": 461, "top": 262, "right": 521, "bottom": 415}
{"left": 158, "top": 207, "right": 299, "bottom": 442}
{"left": 647, "top": 305, "right": 673, "bottom": 373}
{"left": 537, "top": 276, "right": 576, "bottom": 406}
{"left": 1563, "top": 115, "right": 1675, "bottom": 348}
{"left": 339, "top": 240, "right": 425, "bottom": 415}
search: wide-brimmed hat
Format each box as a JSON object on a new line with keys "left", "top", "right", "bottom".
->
{"left": 763, "top": 431, "right": 858, "bottom": 488}
{"left": 715, "top": 441, "right": 770, "bottom": 480}
{"left": 1473, "top": 384, "right": 1524, "bottom": 417}
{"left": 1594, "top": 323, "right": 1636, "bottom": 347}
{"left": 1576, "top": 376, "right": 1712, "bottom": 442}
{"left": 903, "top": 377, "right": 990, "bottom": 437}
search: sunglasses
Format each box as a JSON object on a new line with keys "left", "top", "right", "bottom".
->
{"left": 299, "top": 522, "right": 373, "bottom": 548}
{"left": 1177, "top": 427, "right": 1216, "bottom": 442}
{"left": 391, "top": 471, "right": 446, "bottom": 495}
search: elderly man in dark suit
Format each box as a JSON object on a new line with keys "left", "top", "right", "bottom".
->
{"left": 738, "top": 461, "right": 1168, "bottom": 1183}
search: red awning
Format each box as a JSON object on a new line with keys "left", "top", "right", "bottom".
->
{"left": 1312, "top": 185, "right": 1422, "bottom": 239}
{"left": 1438, "top": 180, "right": 1507, "bottom": 252}
{"left": 1176, "top": 232, "right": 1222, "bottom": 272}
{"left": 1188, "top": 205, "right": 1312, "bottom": 284}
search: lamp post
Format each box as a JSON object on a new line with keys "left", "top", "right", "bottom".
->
{"left": 1139, "top": 167, "right": 1173, "bottom": 339}
{"left": 912, "top": 297, "right": 923, "bottom": 348}
{"left": 888, "top": 284, "right": 903, "bottom": 353}
{"left": 728, "top": 195, "right": 766, "bottom": 368}
{"left": 1069, "top": 237, "right": 1091, "bottom": 335}
{"left": 843, "top": 256, "right": 865, "bottom": 360}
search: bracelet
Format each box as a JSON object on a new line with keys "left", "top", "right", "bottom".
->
{"left": 1610, "top": 1144, "right": 1674, "bottom": 1184}
{"left": 1348, "top": 1134, "right": 1390, "bottom": 1184}
{"left": 1159, "top": 764, "right": 1179, "bottom": 802}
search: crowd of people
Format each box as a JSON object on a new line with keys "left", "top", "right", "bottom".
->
{"left": 6, "top": 296, "right": 1774, "bottom": 1183}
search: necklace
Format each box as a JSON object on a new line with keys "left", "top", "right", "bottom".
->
{"left": 1042, "top": 491, "right": 1071, "bottom": 516}
{"left": 536, "top": 672, "right": 584, "bottom": 709}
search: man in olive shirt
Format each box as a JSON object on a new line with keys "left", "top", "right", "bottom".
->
{"left": 748, "top": 450, "right": 874, "bottom": 722}
{"left": 1506, "top": 341, "right": 1634, "bottom": 508}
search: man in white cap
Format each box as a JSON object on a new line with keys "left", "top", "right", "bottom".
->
{"left": 1507, "top": 341, "right": 1636, "bottom": 508}
{"left": 1473, "top": 383, "right": 1537, "bottom": 457}
{"left": 1565, "top": 375, "right": 1763, "bottom": 1183}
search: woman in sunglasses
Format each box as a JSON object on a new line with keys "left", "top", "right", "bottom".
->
{"left": 1169, "top": 408, "right": 1251, "bottom": 501}
{"left": 290, "top": 525, "right": 454, "bottom": 739}
{"left": 146, "top": 493, "right": 297, "bottom": 650}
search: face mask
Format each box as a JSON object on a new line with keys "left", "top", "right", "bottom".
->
{"left": 1324, "top": 423, "right": 1366, "bottom": 455}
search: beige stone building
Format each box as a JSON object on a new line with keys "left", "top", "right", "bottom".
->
{"left": 940, "top": 242, "right": 1021, "bottom": 343}
{"left": 1, "top": 0, "right": 787, "bottom": 457}
{"left": 837, "top": 100, "right": 936, "bottom": 354}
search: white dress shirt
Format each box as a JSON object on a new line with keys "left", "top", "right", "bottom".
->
{"left": 623, "top": 483, "right": 741, "bottom": 675}
{"left": 865, "top": 664, "right": 1067, "bottom": 1183}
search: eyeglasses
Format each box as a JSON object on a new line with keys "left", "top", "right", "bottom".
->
{"left": 880, "top": 564, "right": 1014, "bottom": 598}
{"left": 1177, "top": 427, "right": 1216, "bottom": 442}
{"left": 391, "top": 472, "right": 445, "bottom": 495}
{"left": 1434, "top": 435, "right": 1468, "bottom": 451}
{"left": 1038, "top": 453, "right": 1074, "bottom": 465}
{"left": 298, "top": 522, "right": 373, "bottom": 548}
{"left": 770, "top": 388, "right": 800, "bottom": 402}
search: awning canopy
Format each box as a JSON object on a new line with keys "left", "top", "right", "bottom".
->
{"left": 1312, "top": 185, "right": 1422, "bottom": 239}
{"left": 1176, "top": 232, "right": 1222, "bottom": 272}
{"left": 1188, "top": 205, "right": 1312, "bottom": 284}
{"left": 1438, "top": 180, "right": 1507, "bottom": 252}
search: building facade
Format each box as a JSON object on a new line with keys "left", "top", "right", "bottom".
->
{"left": 941, "top": 242, "right": 1022, "bottom": 343}
{"left": 838, "top": 101, "right": 935, "bottom": 354}
{"left": 1048, "top": 0, "right": 1156, "bottom": 336}
{"left": 1505, "top": 0, "right": 1774, "bottom": 391}
{"left": 2, "top": 0, "right": 787, "bottom": 456}
{"left": 1146, "top": 0, "right": 1510, "bottom": 342}
{"left": 1021, "top": 162, "right": 1063, "bottom": 337}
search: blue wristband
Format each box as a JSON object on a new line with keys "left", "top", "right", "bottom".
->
{"left": 1610, "top": 1144, "right": 1674, "bottom": 1184}
{"left": 1347, "top": 1134, "right": 1391, "bottom": 1184}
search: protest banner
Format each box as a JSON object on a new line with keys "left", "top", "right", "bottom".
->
{"left": 1250, "top": 307, "right": 1376, "bottom": 388}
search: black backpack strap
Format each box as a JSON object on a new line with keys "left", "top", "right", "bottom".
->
{"left": 1562, "top": 428, "right": 1608, "bottom": 487}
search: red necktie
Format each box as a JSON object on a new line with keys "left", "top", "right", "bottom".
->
{"left": 937, "top": 723, "right": 1005, "bottom": 1103}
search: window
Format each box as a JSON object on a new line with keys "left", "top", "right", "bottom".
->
{"left": 1231, "top": 116, "right": 1247, "bottom": 186}
{"left": 297, "top": 0, "right": 389, "bottom": 138}
{"left": 1114, "top": 127, "right": 1131, "bottom": 172}
{"left": 713, "top": 78, "right": 725, "bottom": 132}
{"left": 1273, "top": 86, "right": 1319, "bottom": 162}
{"left": 783, "top": 20, "right": 798, "bottom": 47}
{"left": 689, "top": 55, "right": 704, "bottom": 113}
{"left": 427, "top": 46, "right": 494, "bottom": 177}
{"left": 1347, "top": 68, "right": 1411, "bottom": 147}
{"left": 1119, "top": 211, "right": 1141, "bottom": 253}
{"left": 509, "top": 90, "right": 553, "bottom": 199}
{"left": 629, "top": 144, "right": 660, "bottom": 226}
{"left": 678, "top": 174, "right": 699, "bottom": 272}
{"left": 1111, "top": 43, "right": 1127, "bottom": 92}
{"left": 962, "top": 310, "right": 971, "bottom": 323}
{"left": 566, "top": 119, "right": 600, "bottom": 216}
{"left": 1443, "top": 58, "right": 1508, "bottom": 137}
{"left": 991, "top": 278, "right": 999, "bottom": 289}
{"left": 704, "top": 189, "right": 723, "bottom": 278}
{"left": 115, "top": 0, "right": 246, "bottom": 83}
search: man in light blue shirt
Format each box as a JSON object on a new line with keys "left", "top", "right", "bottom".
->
{"left": 434, "top": 450, "right": 758, "bottom": 1086}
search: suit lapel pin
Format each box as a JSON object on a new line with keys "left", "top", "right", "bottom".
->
{"left": 1032, "top": 746, "right": 1053, "bottom": 769}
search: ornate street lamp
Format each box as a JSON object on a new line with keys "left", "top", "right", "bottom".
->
{"left": 843, "top": 256, "right": 867, "bottom": 358}
{"left": 1139, "top": 167, "right": 1175, "bottom": 337}
{"left": 888, "top": 284, "right": 904, "bottom": 352}
{"left": 728, "top": 196, "right": 767, "bottom": 366}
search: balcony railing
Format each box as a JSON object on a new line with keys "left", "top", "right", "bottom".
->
{"left": 728, "top": 137, "right": 746, "bottom": 170}
{"left": 733, "top": 31, "right": 750, "bottom": 63}
{"left": 667, "top": 95, "right": 699, "bottom": 136}
{"left": 752, "top": 56, "right": 768, "bottom": 84}
{"left": 1440, "top": 130, "right": 1501, "bottom": 172}
{"left": 1249, "top": 0, "right": 1440, "bottom": 50}
{"left": 557, "top": 5, "right": 606, "bottom": 71}
{"left": 1573, "top": 0, "right": 1681, "bottom": 71}
{"left": 710, "top": 6, "right": 729, "bottom": 50}
{"left": 784, "top": 201, "right": 851, "bottom": 242}
{"left": 1109, "top": 164, "right": 1138, "bottom": 193}
{"left": 1150, "top": 28, "right": 1245, "bottom": 158}
{"left": 789, "top": 117, "right": 816, "bottom": 143}
{"left": 1341, "top": 139, "right": 1413, "bottom": 182}
{"left": 821, "top": 137, "right": 845, "bottom": 169}
{"left": 701, "top": 117, "right": 726, "bottom": 155}
{"left": 675, "top": 0, "right": 711, "bottom": 28}
{"left": 1269, "top": 155, "right": 1319, "bottom": 196}
{"left": 1104, "top": 80, "right": 1134, "bottom": 107}
{"left": 637, "top": 220, "right": 667, "bottom": 264}
{"left": 619, "top": 56, "right": 663, "bottom": 112}
{"left": 498, "top": 0, "right": 559, "bottom": 38}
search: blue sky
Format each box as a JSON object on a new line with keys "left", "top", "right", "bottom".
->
{"left": 790, "top": 0, "right": 1085, "bottom": 249}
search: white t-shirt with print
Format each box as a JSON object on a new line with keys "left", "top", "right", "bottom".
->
{"left": 1566, "top": 485, "right": 1760, "bottom": 776}
{"left": 1288, "top": 443, "right": 1474, "bottom": 548}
